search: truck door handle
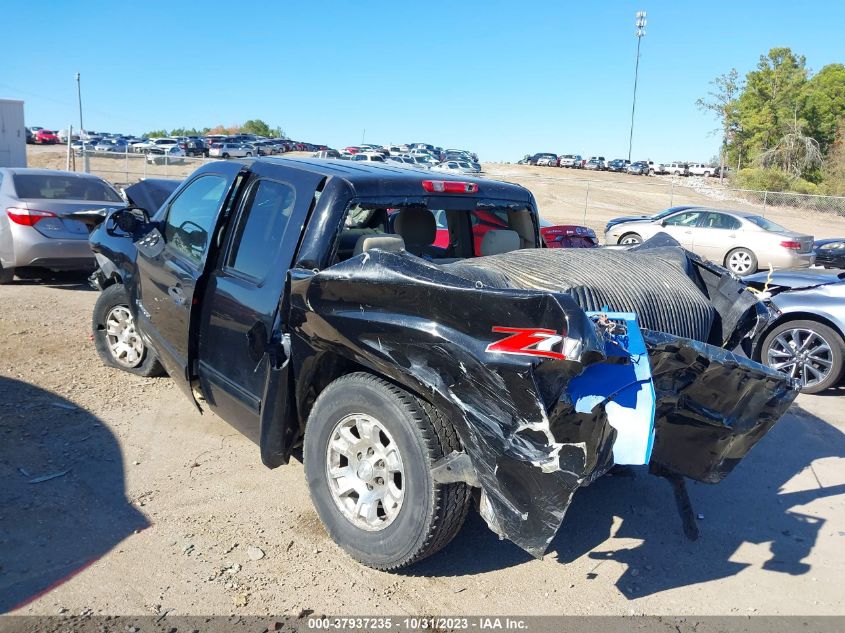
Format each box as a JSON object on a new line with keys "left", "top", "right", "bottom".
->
{"left": 168, "top": 285, "right": 186, "bottom": 306}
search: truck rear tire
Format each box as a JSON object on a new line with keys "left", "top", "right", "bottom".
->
{"left": 303, "top": 372, "right": 471, "bottom": 570}
{"left": 92, "top": 284, "right": 166, "bottom": 377}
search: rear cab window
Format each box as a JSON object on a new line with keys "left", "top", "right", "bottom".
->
{"left": 332, "top": 197, "right": 537, "bottom": 265}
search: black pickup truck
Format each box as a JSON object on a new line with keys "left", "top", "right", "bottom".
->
{"left": 89, "top": 158, "right": 797, "bottom": 570}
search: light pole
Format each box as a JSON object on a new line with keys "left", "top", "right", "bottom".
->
{"left": 627, "top": 11, "right": 647, "bottom": 163}
{"left": 75, "top": 73, "right": 84, "bottom": 135}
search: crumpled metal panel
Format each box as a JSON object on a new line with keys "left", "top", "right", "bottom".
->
{"left": 288, "top": 246, "right": 797, "bottom": 557}
{"left": 644, "top": 329, "right": 798, "bottom": 482}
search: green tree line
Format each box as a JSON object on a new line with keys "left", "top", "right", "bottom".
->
{"left": 142, "top": 119, "right": 286, "bottom": 141}
{"left": 699, "top": 47, "right": 845, "bottom": 195}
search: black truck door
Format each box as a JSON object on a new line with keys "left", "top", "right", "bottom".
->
{"left": 133, "top": 163, "right": 245, "bottom": 399}
{"left": 195, "top": 163, "right": 325, "bottom": 446}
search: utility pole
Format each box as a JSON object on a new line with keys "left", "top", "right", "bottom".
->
{"left": 76, "top": 73, "right": 90, "bottom": 172}
{"left": 627, "top": 11, "right": 647, "bottom": 163}
{"left": 76, "top": 73, "right": 84, "bottom": 135}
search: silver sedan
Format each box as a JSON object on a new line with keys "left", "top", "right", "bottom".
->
{"left": 604, "top": 207, "right": 815, "bottom": 276}
{"left": 0, "top": 168, "right": 125, "bottom": 283}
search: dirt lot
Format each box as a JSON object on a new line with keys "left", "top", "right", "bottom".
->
{"left": 1, "top": 147, "right": 844, "bottom": 617}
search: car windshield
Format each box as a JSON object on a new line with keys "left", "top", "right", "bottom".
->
{"left": 650, "top": 206, "right": 697, "bottom": 220}
{"left": 13, "top": 174, "right": 122, "bottom": 202}
{"left": 746, "top": 215, "right": 787, "bottom": 232}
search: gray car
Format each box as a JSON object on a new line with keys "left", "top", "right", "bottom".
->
{"left": 746, "top": 268, "right": 845, "bottom": 393}
{"left": 604, "top": 207, "right": 815, "bottom": 276}
{"left": 0, "top": 168, "right": 125, "bottom": 283}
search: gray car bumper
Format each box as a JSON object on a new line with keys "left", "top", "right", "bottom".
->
{"left": 10, "top": 224, "right": 96, "bottom": 270}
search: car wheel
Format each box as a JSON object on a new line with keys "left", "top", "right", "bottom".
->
{"left": 304, "top": 372, "right": 471, "bottom": 570}
{"left": 246, "top": 152, "right": 253, "bottom": 157}
{"left": 761, "top": 320, "right": 845, "bottom": 394}
{"left": 222, "top": 153, "right": 230, "bottom": 159}
{"left": 725, "top": 247, "right": 757, "bottom": 276}
{"left": 0, "top": 263, "right": 14, "bottom": 284}
{"left": 703, "top": 171, "right": 711, "bottom": 178}
{"left": 619, "top": 233, "right": 642, "bottom": 245}
{"left": 648, "top": 169, "right": 655, "bottom": 176}
{"left": 92, "top": 284, "right": 166, "bottom": 377}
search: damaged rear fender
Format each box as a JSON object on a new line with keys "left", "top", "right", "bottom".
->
{"left": 288, "top": 251, "right": 618, "bottom": 556}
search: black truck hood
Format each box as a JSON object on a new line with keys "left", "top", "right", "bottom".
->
{"left": 289, "top": 235, "right": 797, "bottom": 557}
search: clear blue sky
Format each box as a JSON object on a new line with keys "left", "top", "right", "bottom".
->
{"left": 4, "top": 1, "right": 843, "bottom": 162}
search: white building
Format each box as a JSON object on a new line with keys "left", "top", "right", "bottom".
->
{"left": 0, "top": 99, "right": 27, "bottom": 167}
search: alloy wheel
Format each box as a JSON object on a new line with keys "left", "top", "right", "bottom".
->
{"left": 326, "top": 413, "right": 405, "bottom": 531}
{"left": 728, "top": 250, "right": 754, "bottom": 275}
{"left": 105, "top": 305, "right": 145, "bottom": 368}
{"left": 767, "top": 328, "right": 834, "bottom": 389}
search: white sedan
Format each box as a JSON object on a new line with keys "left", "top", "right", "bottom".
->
{"left": 430, "top": 160, "right": 476, "bottom": 175}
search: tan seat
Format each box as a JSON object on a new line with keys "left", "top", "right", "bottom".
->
{"left": 353, "top": 234, "right": 406, "bottom": 255}
{"left": 394, "top": 207, "right": 437, "bottom": 256}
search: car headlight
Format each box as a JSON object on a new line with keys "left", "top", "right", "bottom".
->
{"left": 819, "top": 241, "right": 845, "bottom": 250}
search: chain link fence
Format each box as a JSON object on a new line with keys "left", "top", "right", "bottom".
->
{"left": 73, "top": 149, "right": 211, "bottom": 189}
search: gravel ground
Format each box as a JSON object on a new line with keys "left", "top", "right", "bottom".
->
{"left": 1, "top": 148, "right": 844, "bottom": 617}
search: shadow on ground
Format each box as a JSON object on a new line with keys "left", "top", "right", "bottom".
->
{"left": 412, "top": 404, "right": 844, "bottom": 597}
{"left": 10, "top": 270, "right": 94, "bottom": 292}
{"left": 0, "top": 376, "right": 147, "bottom": 613}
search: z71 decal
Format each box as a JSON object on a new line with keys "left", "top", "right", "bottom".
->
{"left": 485, "top": 326, "right": 567, "bottom": 360}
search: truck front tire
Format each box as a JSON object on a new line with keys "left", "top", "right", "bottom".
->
{"left": 92, "top": 284, "right": 166, "bottom": 377}
{"left": 304, "top": 372, "right": 471, "bottom": 570}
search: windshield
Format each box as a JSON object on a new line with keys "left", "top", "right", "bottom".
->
{"left": 14, "top": 174, "right": 122, "bottom": 202}
{"left": 746, "top": 215, "right": 787, "bottom": 232}
{"left": 650, "top": 205, "right": 698, "bottom": 220}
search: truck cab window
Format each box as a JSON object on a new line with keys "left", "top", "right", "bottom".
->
{"left": 164, "top": 175, "right": 228, "bottom": 263}
{"left": 227, "top": 179, "right": 296, "bottom": 281}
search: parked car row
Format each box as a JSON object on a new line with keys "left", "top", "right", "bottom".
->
{"left": 38, "top": 127, "right": 331, "bottom": 160}
{"left": 517, "top": 153, "right": 726, "bottom": 177}
{"left": 309, "top": 143, "right": 483, "bottom": 176}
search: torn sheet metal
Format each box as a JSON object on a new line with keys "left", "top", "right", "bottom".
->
{"left": 288, "top": 242, "right": 797, "bottom": 557}
{"left": 645, "top": 329, "right": 798, "bottom": 483}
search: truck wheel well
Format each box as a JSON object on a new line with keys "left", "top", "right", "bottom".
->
{"left": 97, "top": 272, "right": 123, "bottom": 289}
{"left": 753, "top": 311, "right": 845, "bottom": 361}
{"left": 297, "top": 353, "right": 437, "bottom": 438}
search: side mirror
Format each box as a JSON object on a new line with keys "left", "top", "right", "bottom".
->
{"left": 660, "top": 220, "right": 668, "bottom": 227}
{"left": 107, "top": 207, "right": 150, "bottom": 236}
